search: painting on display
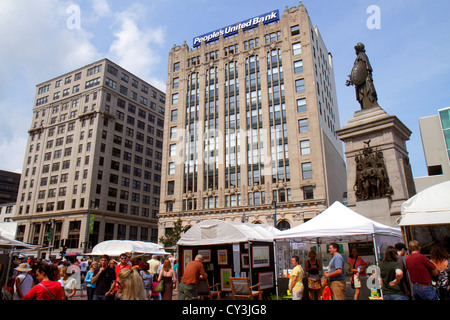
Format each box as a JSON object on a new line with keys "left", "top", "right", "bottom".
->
{"left": 252, "top": 245, "right": 270, "bottom": 268}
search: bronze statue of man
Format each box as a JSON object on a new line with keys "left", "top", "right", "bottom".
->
{"left": 346, "top": 42, "right": 379, "bottom": 110}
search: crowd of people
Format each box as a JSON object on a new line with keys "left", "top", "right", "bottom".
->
{"left": 287, "top": 240, "right": 449, "bottom": 301}
{"left": 6, "top": 253, "right": 178, "bottom": 300}
{"left": 5, "top": 240, "right": 449, "bottom": 301}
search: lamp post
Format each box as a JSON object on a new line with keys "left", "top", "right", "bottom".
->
{"left": 271, "top": 200, "right": 277, "bottom": 228}
{"left": 47, "top": 218, "right": 55, "bottom": 260}
{"left": 84, "top": 201, "right": 96, "bottom": 253}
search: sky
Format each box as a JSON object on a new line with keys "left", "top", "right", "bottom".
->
{"left": 1, "top": 0, "right": 449, "bottom": 180}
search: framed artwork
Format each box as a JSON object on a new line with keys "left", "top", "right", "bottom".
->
{"left": 258, "top": 271, "right": 274, "bottom": 289}
{"left": 183, "top": 249, "right": 193, "bottom": 271}
{"left": 220, "top": 268, "right": 232, "bottom": 291}
{"left": 240, "top": 253, "right": 249, "bottom": 269}
{"left": 217, "top": 249, "right": 228, "bottom": 265}
{"left": 252, "top": 245, "right": 270, "bottom": 268}
{"left": 197, "top": 249, "right": 211, "bottom": 262}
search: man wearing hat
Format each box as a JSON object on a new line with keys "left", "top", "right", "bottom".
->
{"left": 13, "top": 263, "right": 34, "bottom": 300}
{"left": 178, "top": 255, "right": 207, "bottom": 300}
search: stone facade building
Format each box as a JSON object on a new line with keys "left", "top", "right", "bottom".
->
{"left": 14, "top": 58, "right": 165, "bottom": 257}
{"left": 159, "top": 4, "right": 347, "bottom": 234}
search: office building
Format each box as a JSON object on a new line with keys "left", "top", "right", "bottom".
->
{"left": 14, "top": 58, "right": 165, "bottom": 257}
{"left": 414, "top": 107, "right": 450, "bottom": 192}
{"left": 0, "top": 170, "right": 21, "bottom": 204}
{"left": 159, "top": 4, "right": 347, "bottom": 234}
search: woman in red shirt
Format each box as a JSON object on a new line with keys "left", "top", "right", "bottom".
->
{"left": 348, "top": 248, "right": 367, "bottom": 300}
{"left": 22, "top": 263, "right": 64, "bottom": 300}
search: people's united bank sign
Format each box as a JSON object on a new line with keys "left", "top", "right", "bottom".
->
{"left": 193, "top": 10, "right": 279, "bottom": 47}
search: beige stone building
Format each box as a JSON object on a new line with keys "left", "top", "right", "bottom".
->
{"left": 159, "top": 4, "right": 347, "bottom": 234}
{"left": 14, "top": 58, "right": 165, "bottom": 257}
{"left": 414, "top": 107, "right": 450, "bottom": 192}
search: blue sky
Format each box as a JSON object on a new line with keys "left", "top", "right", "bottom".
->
{"left": 1, "top": 0, "right": 449, "bottom": 180}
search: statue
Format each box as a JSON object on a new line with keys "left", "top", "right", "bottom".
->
{"left": 353, "top": 141, "right": 392, "bottom": 201}
{"left": 346, "top": 42, "right": 379, "bottom": 110}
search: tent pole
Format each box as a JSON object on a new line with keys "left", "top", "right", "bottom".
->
{"left": 274, "top": 240, "right": 278, "bottom": 298}
{"left": 372, "top": 233, "right": 379, "bottom": 265}
{"left": 248, "top": 241, "right": 252, "bottom": 286}
{"left": 371, "top": 233, "right": 382, "bottom": 299}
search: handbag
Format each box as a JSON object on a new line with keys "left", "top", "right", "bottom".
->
{"left": 155, "top": 279, "right": 165, "bottom": 293}
{"left": 350, "top": 258, "right": 362, "bottom": 289}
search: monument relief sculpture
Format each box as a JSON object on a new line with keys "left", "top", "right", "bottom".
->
{"left": 346, "top": 42, "right": 380, "bottom": 110}
{"left": 353, "top": 141, "right": 393, "bottom": 201}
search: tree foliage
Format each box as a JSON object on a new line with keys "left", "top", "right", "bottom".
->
{"left": 159, "top": 218, "right": 189, "bottom": 248}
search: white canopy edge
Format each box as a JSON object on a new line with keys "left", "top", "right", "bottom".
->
{"left": 89, "top": 240, "right": 169, "bottom": 256}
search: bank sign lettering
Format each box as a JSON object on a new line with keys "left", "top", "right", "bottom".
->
{"left": 193, "top": 10, "right": 279, "bottom": 47}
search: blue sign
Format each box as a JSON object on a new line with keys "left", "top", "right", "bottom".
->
{"left": 193, "top": 10, "right": 279, "bottom": 47}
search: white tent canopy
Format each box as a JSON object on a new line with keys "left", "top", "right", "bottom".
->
{"left": 90, "top": 240, "right": 169, "bottom": 256}
{"left": 0, "top": 223, "right": 39, "bottom": 250}
{"left": 0, "top": 234, "right": 40, "bottom": 249}
{"left": 399, "top": 180, "right": 450, "bottom": 226}
{"left": 177, "top": 219, "right": 279, "bottom": 246}
{"left": 274, "top": 201, "right": 403, "bottom": 243}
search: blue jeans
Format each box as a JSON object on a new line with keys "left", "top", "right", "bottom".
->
{"left": 93, "top": 293, "right": 114, "bottom": 300}
{"left": 413, "top": 285, "right": 438, "bottom": 300}
{"left": 383, "top": 294, "right": 409, "bottom": 300}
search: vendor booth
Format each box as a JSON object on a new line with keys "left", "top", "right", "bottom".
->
{"left": 398, "top": 180, "right": 450, "bottom": 254}
{"left": 274, "top": 201, "right": 403, "bottom": 299}
{"left": 177, "top": 219, "right": 279, "bottom": 298}
{"left": 0, "top": 228, "right": 41, "bottom": 300}
{"left": 89, "top": 240, "right": 169, "bottom": 257}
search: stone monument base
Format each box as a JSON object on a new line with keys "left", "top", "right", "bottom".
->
{"left": 337, "top": 104, "right": 415, "bottom": 228}
{"left": 350, "top": 197, "right": 400, "bottom": 227}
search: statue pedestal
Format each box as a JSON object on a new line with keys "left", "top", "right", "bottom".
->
{"left": 336, "top": 106, "right": 416, "bottom": 227}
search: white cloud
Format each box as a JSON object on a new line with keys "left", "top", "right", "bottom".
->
{"left": 0, "top": 0, "right": 101, "bottom": 172}
{"left": 92, "top": 0, "right": 112, "bottom": 18}
{"left": 0, "top": 1, "right": 168, "bottom": 172}
{"left": 108, "top": 6, "right": 166, "bottom": 90}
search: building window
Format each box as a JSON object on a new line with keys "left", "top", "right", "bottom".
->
{"left": 173, "top": 77, "right": 179, "bottom": 89}
{"left": 173, "top": 62, "right": 180, "bottom": 72}
{"left": 295, "top": 79, "right": 305, "bottom": 93}
{"left": 67, "top": 221, "right": 80, "bottom": 248}
{"left": 171, "top": 109, "right": 178, "bottom": 121}
{"left": 273, "top": 189, "right": 291, "bottom": 203}
{"left": 105, "top": 77, "right": 117, "bottom": 89}
{"left": 302, "top": 162, "right": 312, "bottom": 180}
{"left": 169, "top": 144, "right": 176, "bottom": 157}
{"left": 248, "top": 191, "right": 265, "bottom": 205}
{"left": 170, "top": 126, "right": 177, "bottom": 139}
{"left": 298, "top": 119, "right": 309, "bottom": 133}
{"left": 172, "top": 93, "right": 178, "bottom": 105}
{"left": 169, "top": 162, "right": 175, "bottom": 175}
{"left": 297, "top": 98, "right": 307, "bottom": 113}
{"left": 167, "top": 181, "right": 175, "bottom": 195}
{"left": 300, "top": 140, "right": 310, "bottom": 155}
{"left": 292, "top": 42, "right": 302, "bottom": 55}
{"left": 294, "top": 60, "right": 303, "bottom": 73}
{"left": 303, "top": 186, "right": 314, "bottom": 200}
{"left": 277, "top": 220, "right": 291, "bottom": 231}
{"left": 291, "top": 25, "right": 300, "bottom": 36}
